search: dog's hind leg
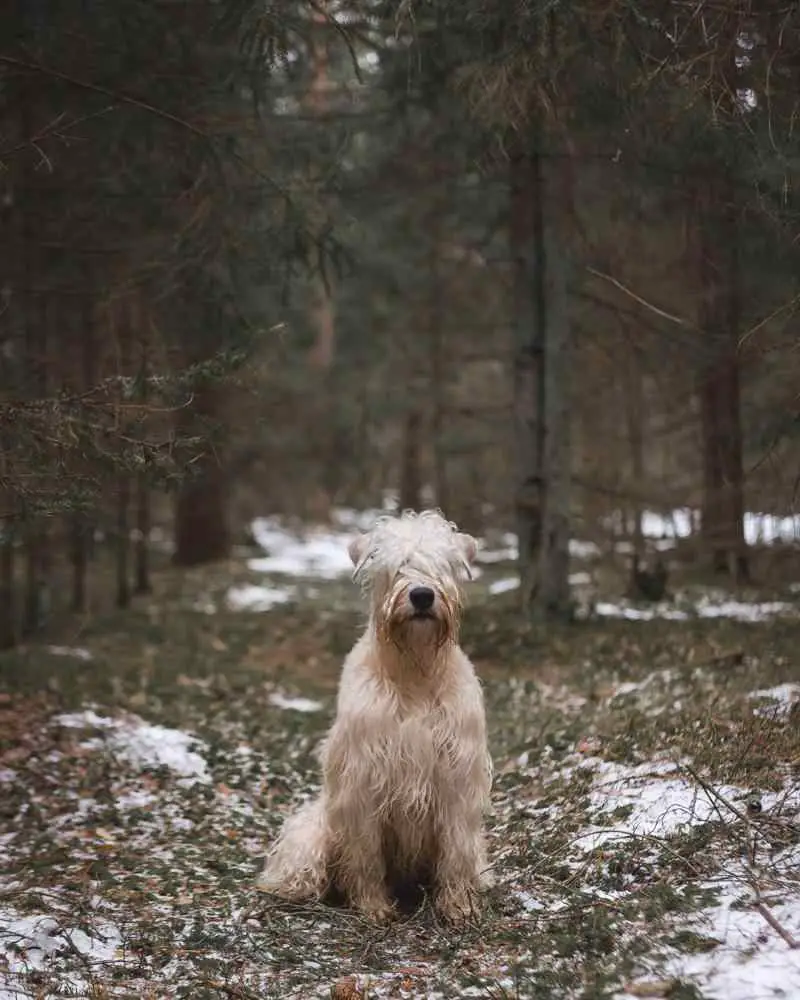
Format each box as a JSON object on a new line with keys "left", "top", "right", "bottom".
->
{"left": 256, "top": 796, "right": 329, "bottom": 901}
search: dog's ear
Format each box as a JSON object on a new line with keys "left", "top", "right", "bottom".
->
{"left": 456, "top": 532, "right": 477, "bottom": 566}
{"left": 348, "top": 532, "right": 369, "bottom": 568}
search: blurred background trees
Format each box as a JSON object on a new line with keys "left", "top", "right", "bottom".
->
{"left": 1, "top": 0, "right": 798, "bottom": 641}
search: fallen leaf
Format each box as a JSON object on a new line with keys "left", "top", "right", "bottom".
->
{"left": 623, "top": 980, "right": 677, "bottom": 998}
{"left": 330, "top": 977, "right": 363, "bottom": 1000}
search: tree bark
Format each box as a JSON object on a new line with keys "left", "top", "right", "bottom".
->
{"left": 70, "top": 269, "right": 96, "bottom": 613}
{"left": 398, "top": 408, "right": 423, "bottom": 513}
{"left": 510, "top": 134, "right": 545, "bottom": 610}
{"left": 537, "top": 214, "right": 572, "bottom": 619}
{"left": 623, "top": 341, "right": 646, "bottom": 586}
{"left": 0, "top": 523, "right": 15, "bottom": 649}
{"left": 697, "top": 177, "right": 748, "bottom": 581}
{"left": 510, "top": 123, "right": 573, "bottom": 619}
{"left": 116, "top": 476, "right": 131, "bottom": 608}
{"left": 173, "top": 383, "right": 231, "bottom": 566}
{"left": 134, "top": 295, "right": 151, "bottom": 595}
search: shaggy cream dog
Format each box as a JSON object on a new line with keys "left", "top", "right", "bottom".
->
{"left": 256, "top": 509, "right": 493, "bottom": 923}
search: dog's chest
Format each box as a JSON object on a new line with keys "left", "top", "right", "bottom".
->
{"left": 379, "top": 706, "right": 453, "bottom": 788}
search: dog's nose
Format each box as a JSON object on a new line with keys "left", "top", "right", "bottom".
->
{"left": 409, "top": 586, "right": 435, "bottom": 612}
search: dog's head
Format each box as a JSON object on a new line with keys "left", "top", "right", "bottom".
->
{"left": 348, "top": 509, "right": 477, "bottom": 651}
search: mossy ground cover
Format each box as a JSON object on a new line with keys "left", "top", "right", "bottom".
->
{"left": 1, "top": 546, "right": 798, "bottom": 999}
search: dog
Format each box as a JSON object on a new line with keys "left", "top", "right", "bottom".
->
{"left": 256, "top": 509, "right": 493, "bottom": 923}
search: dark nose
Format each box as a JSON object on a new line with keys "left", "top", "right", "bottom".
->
{"left": 409, "top": 586, "right": 435, "bottom": 612}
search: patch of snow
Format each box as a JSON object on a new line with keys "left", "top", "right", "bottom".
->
{"left": 642, "top": 509, "right": 694, "bottom": 540}
{"left": 570, "top": 539, "right": 601, "bottom": 559}
{"left": 55, "top": 708, "right": 112, "bottom": 729}
{"left": 749, "top": 684, "right": 800, "bottom": 719}
{"left": 651, "top": 876, "right": 800, "bottom": 999}
{"left": 0, "top": 908, "right": 122, "bottom": 980}
{"left": 249, "top": 516, "right": 356, "bottom": 579}
{"left": 0, "top": 769, "right": 17, "bottom": 783}
{"left": 226, "top": 583, "right": 295, "bottom": 612}
{"left": 477, "top": 545, "right": 517, "bottom": 565}
{"left": 515, "top": 891, "right": 547, "bottom": 912}
{"left": 606, "top": 508, "right": 799, "bottom": 548}
{"left": 268, "top": 692, "right": 323, "bottom": 713}
{"left": 489, "top": 576, "right": 519, "bottom": 595}
{"left": 595, "top": 601, "right": 689, "bottom": 622}
{"left": 573, "top": 757, "right": 798, "bottom": 855}
{"left": 614, "top": 680, "right": 649, "bottom": 696}
{"left": 45, "top": 645, "right": 93, "bottom": 661}
{"left": 53, "top": 710, "right": 210, "bottom": 786}
{"left": 192, "top": 595, "right": 217, "bottom": 615}
{"left": 695, "top": 597, "right": 794, "bottom": 622}
{"left": 596, "top": 595, "right": 797, "bottom": 623}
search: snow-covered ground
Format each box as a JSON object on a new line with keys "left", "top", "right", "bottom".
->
{"left": 594, "top": 595, "right": 799, "bottom": 623}
{"left": 3, "top": 668, "right": 799, "bottom": 998}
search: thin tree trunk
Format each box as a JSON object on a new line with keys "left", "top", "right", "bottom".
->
{"left": 173, "top": 382, "right": 231, "bottom": 566}
{"left": 134, "top": 297, "right": 151, "bottom": 595}
{"left": 306, "top": 5, "right": 336, "bottom": 370}
{"left": 0, "top": 522, "right": 15, "bottom": 649}
{"left": 134, "top": 476, "right": 151, "bottom": 595}
{"left": 116, "top": 476, "right": 131, "bottom": 608}
{"left": 70, "top": 270, "right": 95, "bottom": 613}
{"left": 537, "top": 213, "right": 572, "bottom": 620}
{"left": 19, "top": 82, "right": 49, "bottom": 637}
{"left": 115, "top": 294, "right": 132, "bottom": 608}
{"left": 697, "top": 177, "right": 748, "bottom": 581}
{"left": 70, "top": 516, "right": 88, "bottom": 613}
{"left": 510, "top": 134, "right": 545, "bottom": 610}
{"left": 398, "top": 408, "right": 423, "bottom": 513}
{"left": 623, "top": 343, "right": 646, "bottom": 588}
{"left": 430, "top": 231, "right": 449, "bottom": 516}
{"left": 22, "top": 294, "right": 51, "bottom": 636}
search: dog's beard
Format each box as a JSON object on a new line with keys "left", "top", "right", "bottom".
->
{"left": 375, "top": 584, "right": 459, "bottom": 659}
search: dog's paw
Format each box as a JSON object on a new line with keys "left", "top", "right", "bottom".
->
{"left": 354, "top": 893, "right": 395, "bottom": 923}
{"left": 435, "top": 886, "right": 478, "bottom": 926}
{"left": 255, "top": 869, "right": 321, "bottom": 901}
{"left": 478, "top": 865, "right": 495, "bottom": 890}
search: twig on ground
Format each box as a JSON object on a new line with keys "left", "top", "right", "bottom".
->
{"left": 753, "top": 898, "right": 800, "bottom": 949}
{"left": 681, "top": 765, "right": 751, "bottom": 826}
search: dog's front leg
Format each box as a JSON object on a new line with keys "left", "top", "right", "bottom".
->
{"left": 323, "top": 728, "right": 394, "bottom": 923}
{"left": 433, "top": 799, "right": 487, "bottom": 925}
{"left": 329, "top": 800, "right": 393, "bottom": 922}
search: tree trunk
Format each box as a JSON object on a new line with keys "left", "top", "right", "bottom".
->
{"left": 623, "top": 344, "right": 646, "bottom": 586}
{"left": 70, "top": 270, "right": 96, "bottom": 614}
{"left": 116, "top": 477, "right": 131, "bottom": 608}
{"left": 697, "top": 177, "right": 748, "bottom": 581}
{"left": 173, "top": 383, "right": 231, "bottom": 566}
{"left": 134, "top": 296, "right": 151, "bottom": 595}
{"left": 134, "top": 476, "right": 151, "bottom": 595}
{"left": 306, "top": 5, "right": 336, "bottom": 371}
{"left": 510, "top": 135, "right": 545, "bottom": 609}
{"left": 398, "top": 408, "right": 423, "bottom": 513}
{"left": 429, "top": 233, "right": 449, "bottom": 516}
{"left": 70, "top": 516, "right": 89, "bottom": 613}
{"left": 22, "top": 294, "right": 51, "bottom": 636}
{"left": 0, "top": 523, "right": 15, "bottom": 649}
{"left": 537, "top": 216, "right": 572, "bottom": 619}
{"left": 510, "top": 120, "right": 573, "bottom": 619}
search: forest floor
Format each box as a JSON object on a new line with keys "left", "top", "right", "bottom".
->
{"left": 1, "top": 510, "right": 799, "bottom": 1000}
